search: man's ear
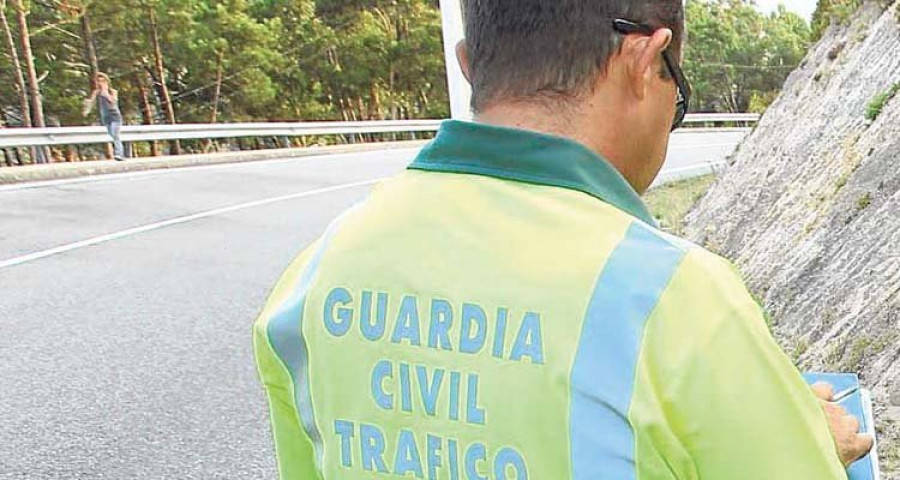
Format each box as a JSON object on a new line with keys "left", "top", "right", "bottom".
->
{"left": 630, "top": 28, "right": 673, "bottom": 100}
{"left": 456, "top": 40, "right": 472, "bottom": 84}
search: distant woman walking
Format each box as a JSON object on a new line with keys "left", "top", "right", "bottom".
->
{"left": 83, "top": 73, "right": 125, "bottom": 161}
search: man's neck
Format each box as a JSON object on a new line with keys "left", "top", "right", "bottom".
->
{"left": 474, "top": 102, "right": 580, "bottom": 140}
{"left": 474, "top": 101, "right": 637, "bottom": 190}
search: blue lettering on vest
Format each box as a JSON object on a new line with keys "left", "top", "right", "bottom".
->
{"left": 399, "top": 362, "right": 413, "bottom": 412}
{"left": 416, "top": 365, "right": 445, "bottom": 416}
{"left": 426, "top": 434, "right": 443, "bottom": 480}
{"left": 448, "top": 438, "right": 461, "bottom": 480}
{"left": 449, "top": 371, "right": 461, "bottom": 421}
{"left": 510, "top": 312, "right": 544, "bottom": 365}
{"left": 361, "top": 291, "right": 388, "bottom": 341}
{"left": 371, "top": 360, "right": 393, "bottom": 410}
{"left": 324, "top": 287, "right": 353, "bottom": 337}
{"left": 492, "top": 307, "right": 508, "bottom": 358}
{"left": 360, "top": 423, "right": 389, "bottom": 473}
{"left": 428, "top": 299, "right": 454, "bottom": 351}
{"left": 333, "top": 420, "right": 354, "bottom": 468}
{"left": 459, "top": 303, "right": 487, "bottom": 354}
{"left": 494, "top": 447, "right": 528, "bottom": 479}
{"left": 466, "top": 373, "right": 486, "bottom": 425}
{"left": 394, "top": 429, "right": 425, "bottom": 478}
{"left": 465, "top": 442, "right": 488, "bottom": 480}
{"left": 391, "top": 295, "right": 422, "bottom": 346}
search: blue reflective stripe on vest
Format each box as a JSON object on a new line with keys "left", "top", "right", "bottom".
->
{"left": 267, "top": 212, "right": 352, "bottom": 470}
{"left": 570, "top": 222, "right": 687, "bottom": 479}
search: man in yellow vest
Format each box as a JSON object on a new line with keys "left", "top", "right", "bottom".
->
{"left": 254, "top": 1, "right": 873, "bottom": 478}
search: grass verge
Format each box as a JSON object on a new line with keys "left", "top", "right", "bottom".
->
{"left": 865, "top": 83, "right": 900, "bottom": 121}
{"left": 644, "top": 174, "right": 716, "bottom": 234}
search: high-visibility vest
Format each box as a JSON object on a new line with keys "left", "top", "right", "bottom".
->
{"left": 254, "top": 120, "right": 845, "bottom": 479}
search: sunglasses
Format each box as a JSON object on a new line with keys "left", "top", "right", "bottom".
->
{"left": 612, "top": 19, "right": 692, "bottom": 131}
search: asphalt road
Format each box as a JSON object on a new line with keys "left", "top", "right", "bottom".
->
{"left": 0, "top": 130, "right": 747, "bottom": 479}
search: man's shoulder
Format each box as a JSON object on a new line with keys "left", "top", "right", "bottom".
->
{"left": 630, "top": 222, "right": 739, "bottom": 282}
{"left": 615, "top": 222, "right": 751, "bottom": 307}
{"left": 618, "top": 220, "right": 728, "bottom": 269}
{"left": 640, "top": 225, "right": 763, "bottom": 334}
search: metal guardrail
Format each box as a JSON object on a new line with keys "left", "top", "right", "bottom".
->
{"left": 0, "top": 115, "right": 759, "bottom": 149}
{"left": 682, "top": 113, "right": 760, "bottom": 124}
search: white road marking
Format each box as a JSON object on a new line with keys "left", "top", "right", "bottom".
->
{"left": 0, "top": 133, "right": 746, "bottom": 193}
{"left": 669, "top": 142, "right": 740, "bottom": 150}
{"left": 0, "top": 134, "right": 747, "bottom": 270}
{"left": 662, "top": 162, "right": 727, "bottom": 174}
{"left": 0, "top": 178, "right": 384, "bottom": 270}
{"left": 0, "top": 128, "right": 750, "bottom": 193}
{"left": 0, "top": 147, "right": 420, "bottom": 193}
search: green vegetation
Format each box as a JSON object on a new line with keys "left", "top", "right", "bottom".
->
{"left": 856, "top": 192, "right": 872, "bottom": 210}
{"left": 0, "top": 0, "right": 816, "bottom": 163}
{"left": 791, "top": 338, "right": 810, "bottom": 363}
{"left": 684, "top": 0, "right": 811, "bottom": 114}
{"left": 833, "top": 139, "right": 863, "bottom": 193}
{"left": 865, "top": 83, "right": 900, "bottom": 121}
{"left": 822, "top": 307, "right": 838, "bottom": 327}
{"left": 748, "top": 91, "right": 779, "bottom": 114}
{"left": 840, "top": 334, "right": 897, "bottom": 372}
{"left": 824, "top": 334, "right": 897, "bottom": 372}
{"left": 644, "top": 174, "right": 716, "bottom": 234}
{"left": 835, "top": 174, "right": 849, "bottom": 190}
{"left": 844, "top": 337, "right": 873, "bottom": 371}
{"left": 0, "top": 0, "right": 449, "bottom": 132}
{"left": 811, "top": 0, "right": 863, "bottom": 41}
{"left": 824, "top": 337, "right": 849, "bottom": 370}
{"left": 884, "top": 439, "right": 900, "bottom": 476}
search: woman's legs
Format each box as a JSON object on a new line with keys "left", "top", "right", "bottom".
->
{"left": 107, "top": 121, "right": 125, "bottom": 159}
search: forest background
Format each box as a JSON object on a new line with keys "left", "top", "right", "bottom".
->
{"left": 0, "top": 0, "right": 858, "bottom": 161}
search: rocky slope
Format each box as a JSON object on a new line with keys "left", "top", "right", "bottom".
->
{"left": 683, "top": 1, "right": 900, "bottom": 474}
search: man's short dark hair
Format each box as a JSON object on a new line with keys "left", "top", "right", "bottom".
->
{"left": 463, "top": 0, "right": 684, "bottom": 112}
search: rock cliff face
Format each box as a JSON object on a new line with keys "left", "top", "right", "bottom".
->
{"left": 683, "top": 1, "right": 900, "bottom": 474}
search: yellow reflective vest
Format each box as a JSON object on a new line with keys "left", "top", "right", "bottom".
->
{"left": 254, "top": 120, "right": 846, "bottom": 479}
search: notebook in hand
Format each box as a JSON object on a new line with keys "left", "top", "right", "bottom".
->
{"left": 804, "top": 373, "right": 880, "bottom": 480}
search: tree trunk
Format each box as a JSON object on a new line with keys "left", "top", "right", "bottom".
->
{"left": 80, "top": 6, "right": 99, "bottom": 87}
{"left": 370, "top": 84, "right": 383, "bottom": 120}
{"left": 0, "top": 112, "right": 9, "bottom": 167}
{"left": 210, "top": 50, "right": 224, "bottom": 124}
{"left": 203, "top": 50, "right": 225, "bottom": 153}
{"left": 355, "top": 96, "right": 365, "bottom": 121}
{"left": 13, "top": 0, "right": 44, "bottom": 128}
{"left": 135, "top": 70, "right": 159, "bottom": 157}
{"left": 389, "top": 65, "right": 397, "bottom": 119}
{"left": 2, "top": 110, "right": 23, "bottom": 166}
{"left": 0, "top": 0, "right": 29, "bottom": 129}
{"left": 147, "top": 5, "right": 179, "bottom": 155}
{"left": 419, "top": 89, "right": 429, "bottom": 116}
{"left": 11, "top": 0, "right": 49, "bottom": 163}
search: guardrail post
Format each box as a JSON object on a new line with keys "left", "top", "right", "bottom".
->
{"left": 0, "top": 116, "right": 755, "bottom": 155}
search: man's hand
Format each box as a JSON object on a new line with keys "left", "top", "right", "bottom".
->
{"left": 812, "top": 382, "right": 874, "bottom": 467}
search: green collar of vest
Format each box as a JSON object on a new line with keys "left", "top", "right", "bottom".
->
{"left": 408, "top": 120, "right": 655, "bottom": 225}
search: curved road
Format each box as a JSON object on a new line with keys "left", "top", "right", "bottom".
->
{"left": 0, "top": 130, "right": 746, "bottom": 479}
